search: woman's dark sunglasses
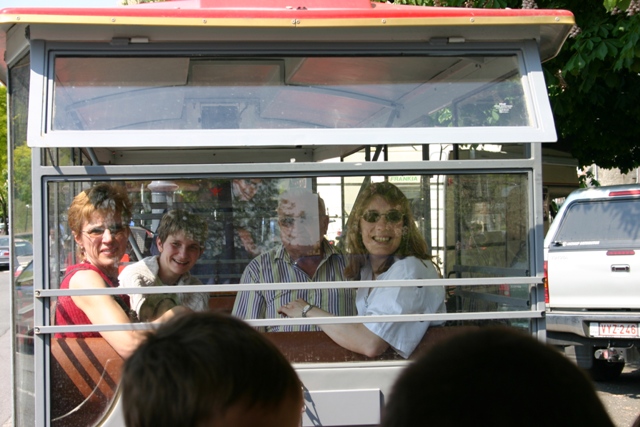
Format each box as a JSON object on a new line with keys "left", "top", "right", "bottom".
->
{"left": 361, "top": 210, "right": 403, "bottom": 224}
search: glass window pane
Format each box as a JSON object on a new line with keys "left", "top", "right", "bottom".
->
{"left": 444, "top": 173, "right": 529, "bottom": 278}
{"left": 554, "top": 200, "right": 640, "bottom": 246}
{"left": 52, "top": 55, "right": 528, "bottom": 131}
{"left": 47, "top": 172, "right": 529, "bottom": 287}
{"left": 10, "top": 54, "right": 36, "bottom": 427}
{"left": 45, "top": 172, "right": 531, "bottom": 368}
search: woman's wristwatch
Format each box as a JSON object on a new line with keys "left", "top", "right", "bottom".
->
{"left": 301, "top": 304, "right": 315, "bottom": 317}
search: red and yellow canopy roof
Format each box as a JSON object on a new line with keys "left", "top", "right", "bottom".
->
{"left": 0, "top": 0, "right": 574, "bottom": 83}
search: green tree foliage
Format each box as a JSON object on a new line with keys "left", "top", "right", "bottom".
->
{"left": 603, "top": 0, "right": 640, "bottom": 15}
{"left": 578, "top": 170, "right": 602, "bottom": 188}
{"left": 545, "top": 0, "right": 640, "bottom": 173}
{"left": 387, "top": 0, "right": 640, "bottom": 173}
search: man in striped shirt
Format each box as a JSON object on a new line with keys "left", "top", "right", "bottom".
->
{"left": 232, "top": 189, "right": 356, "bottom": 332}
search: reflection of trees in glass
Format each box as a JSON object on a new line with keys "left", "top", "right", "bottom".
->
{"left": 185, "top": 178, "right": 279, "bottom": 238}
{"left": 455, "top": 77, "right": 528, "bottom": 127}
{"left": 13, "top": 146, "right": 32, "bottom": 207}
{"left": 425, "top": 77, "right": 527, "bottom": 128}
{"left": 47, "top": 182, "right": 76, "bottom": 228}
{"left": 428, "top": 107, "right": 453, "bottom": 127}
{"left": 230, "top": 178, "right": 280, "bottom": 246}
{"left": 446, "top": 174, "right": 528, "bottom": 275}
{"left": 47, "top": 182, "right": 76, "bottom": 286}
{"left": 46, "top": 148, "right": 82, "bottom": 167}
{"left": 9, "top": 56, "right": 32, "bottom": 234}
{"left": 445, "top": 174, "right": 529, "bottom": 319}
{"left": 10, "top": 57, "right": 29, "bottom": 149}
{"left": 184, "top": 178, "right": 281, "bottom": 284}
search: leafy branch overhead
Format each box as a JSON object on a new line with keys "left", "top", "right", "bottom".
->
{"left": 388, "top": 0, "right": 640, "bottom": 173}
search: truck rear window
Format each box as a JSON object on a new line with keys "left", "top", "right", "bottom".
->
{"left": 554, "top": 199, "right": 640, "bottom": 246}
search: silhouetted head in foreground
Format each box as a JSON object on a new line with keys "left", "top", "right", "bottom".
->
{"left": 381, "top": 326, "right": 615, "bottom": 427}
{"left": 121, "top": 311, "right": 302, "bottom": 427}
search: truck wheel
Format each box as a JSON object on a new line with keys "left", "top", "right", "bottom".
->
{"left": 589, "top": 358, "right": 625, "bottom": 382}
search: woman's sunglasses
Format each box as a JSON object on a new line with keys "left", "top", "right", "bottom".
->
{"left": 82, "top": 224, "right": 128, "bottom": 239}
{"left": 361, "top": 209, "right": 403, "bottom": 224}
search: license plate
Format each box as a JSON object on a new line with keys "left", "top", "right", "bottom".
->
{"left": 589, "top": 322, "right": 640, "bottom": 338}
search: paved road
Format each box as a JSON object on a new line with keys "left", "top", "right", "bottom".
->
{"left": 0, "top": 269, "right": 638, "bottom": 426}
{"left": 596, "top": 362, "right": 640, "bottom": 427}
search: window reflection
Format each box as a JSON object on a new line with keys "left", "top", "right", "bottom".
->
{"left": 43, "top": 172, "right": 533, "bottom": 365}
{"left": 53, "top": 55, "right": 527, "bottom": 131}
{"left": 47, "top": 172, "right": 530, "bottom": 286}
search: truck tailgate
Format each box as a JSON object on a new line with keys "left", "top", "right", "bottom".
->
{"left": 547, "top": 247, "right": 640, "bottom": 309}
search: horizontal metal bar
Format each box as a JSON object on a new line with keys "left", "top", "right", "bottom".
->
{"left": 36, "top": 277, "right": 542, "bottom": 298}
{"left": 33, "top": 127, "right": 555, "bottom": 149}
{"left": 36, "top": 310, "right": 543, "bottom": 335}
{"left": 39, "top": 158, "right": 535, "bottom": 177}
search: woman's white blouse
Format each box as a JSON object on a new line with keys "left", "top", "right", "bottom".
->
{"left": 356, "top": 256, "right": 446, "bottom": 358}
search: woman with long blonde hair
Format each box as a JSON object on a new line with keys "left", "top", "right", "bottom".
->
{"left": 279, "top": 181, "right": 445, "bottom": 359}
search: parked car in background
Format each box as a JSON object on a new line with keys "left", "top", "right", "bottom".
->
{"left": 0, "top": 236, "right": 10, "bottom": 269}
{"left": 544, "top": 184, "right": 640, "bottom": 380}
{"left": 0, "top": 236, "right": 34, "bottom": 270}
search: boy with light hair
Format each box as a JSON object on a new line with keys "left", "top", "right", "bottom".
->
{"left": 119, "top": 210, "right": 209, "bottom": 321}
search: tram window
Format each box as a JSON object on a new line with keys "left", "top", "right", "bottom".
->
{"left": 51, "top": 54, "right": 529, "bottom": 132}
{"left": 41, "top": 168, "right": 540, "bottom": 427}
{"left": 47, "top": 172, "right": 531, "bottom": 323}
{"left": 47, "top": 174, "right": 531, "bottom": 281}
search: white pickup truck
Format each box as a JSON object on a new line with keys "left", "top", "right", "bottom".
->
{"left": 544, "top": 184, "right": 640, "bottom": 380}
